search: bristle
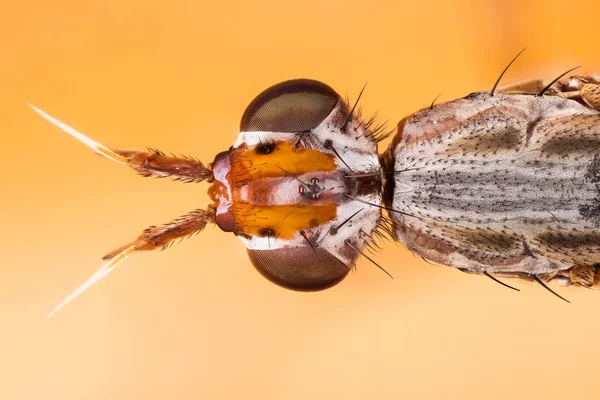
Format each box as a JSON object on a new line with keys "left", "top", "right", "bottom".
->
{"left": 346, "top": 240, "right": 393, "bottom": 279}
{"left": 324, "top": 141, "right": 354, "bottom": 172}
{"left": 330, "top": 208, "right": 363, "bottom": 235}
{"left": 345, "top": 194, "right": 421, "bottom": 220}
{"left": 341, "top": 83, "right": 367, "bottom": 132}
{"left": 483, "top": 271, "right": 520, "bottom": 291}
{"left": 531, "top": 274, "right": 570, "bottom": 303}
{"left": 538, "top": 66, "right": 581, "bottom": 97}
{"left": 490, "top": 48, "right": 526, "bottom": 96}
{"left": 362, "top": 112, "right": 394, "bottom": 143}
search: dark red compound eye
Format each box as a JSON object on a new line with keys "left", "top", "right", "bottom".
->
{"left": 240, "top": 79, "right": 340, "bottom": 133}
{"left": 247, "top": 247, "right": 350, "bottom": 291}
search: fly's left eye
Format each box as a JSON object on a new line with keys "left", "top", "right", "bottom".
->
{"left": 247, "top": 247, "right": 349, "bottom": 291}
{"left": 240, "top": 79, "right": 340, "bottom": 133}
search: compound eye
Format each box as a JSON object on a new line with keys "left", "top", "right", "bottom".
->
{"left": 240, "top": 79, "right": 339, "bottom": 133}
{"left": 247, "top": 247, "right": 349, "bottom": 291}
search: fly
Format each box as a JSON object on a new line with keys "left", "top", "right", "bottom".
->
{"left": 30, "top": 56, "right": 600, "bottom": 318}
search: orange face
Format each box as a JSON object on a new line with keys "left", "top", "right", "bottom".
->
{"left": 209, "top": 141, "right": 339, "bottom": 240}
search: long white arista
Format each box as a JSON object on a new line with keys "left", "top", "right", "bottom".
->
{"left": 28, "top": 103, "right": 129, "bottom": 165}
{"left": 46, "top": 246, "right": 137, "bottom": 319}
{"left": 28, "top": 103, "right": 140, "bottom": 318}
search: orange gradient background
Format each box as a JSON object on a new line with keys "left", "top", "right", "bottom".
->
{"left": 2, "top": 1, "right": 600, "bottom": 399}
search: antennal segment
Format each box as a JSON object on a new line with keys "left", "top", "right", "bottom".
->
{"left": 28, "top": 104, "right": 213, "bottom": 183}
{"left": 47, "top": 208, "right": 214, "bottom": 319}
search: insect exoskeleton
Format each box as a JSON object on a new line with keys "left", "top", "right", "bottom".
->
{"left": 31, "top": 65, "right": 600, "bottom": 316}
{"left": 31, "top": 78, "right": 393, "bottom": 317}
{"left": 381, "top": 74, "right": 600, "bottom": 297}
{"left": 209, "top": 79, "right": 388, "bottom": 290}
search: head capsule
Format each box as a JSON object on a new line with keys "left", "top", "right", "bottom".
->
{"left": 208, "top": 79, "right": 384, "bottom": 291}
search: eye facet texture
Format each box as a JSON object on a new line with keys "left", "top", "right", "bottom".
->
{"left": 240, "top": 79, "right": 339, "bottom": 133}
{"left": 247, "top": 247, "right": 349, "bottom": 291}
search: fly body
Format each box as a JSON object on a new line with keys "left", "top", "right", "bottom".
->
{"left": 30, "top": 63, "right": 600, "bottom": 317}
{"left": 385, "top": 92, "right": 600, "bottom": 278}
